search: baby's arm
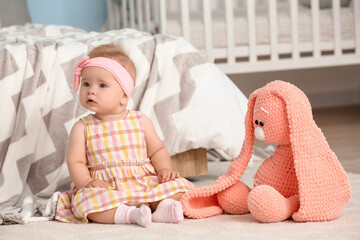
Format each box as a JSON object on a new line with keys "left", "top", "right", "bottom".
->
{"left": 143, "top": 114, "right": 179, "bottom": 183}
{"left": 67, "top": 120, "right": 108, "bottom": 189}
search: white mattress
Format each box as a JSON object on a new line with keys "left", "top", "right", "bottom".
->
{"left": 165, "top": 4, "right": 355, "bottom": 49}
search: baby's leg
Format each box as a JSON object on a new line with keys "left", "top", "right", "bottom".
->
{"left": 87, "top": 204, "right": 151, "bottom": 227}
{"left": 151, "top": 193, "right": 184, "bottom": 223}
{"left": 87, "top": 208, "right": 117, "bottom": 224}
{"left": 247, "top": 185, "right": 299, "bottom": 223}
{"left": 149, "top": 192, "right": 183, "bottom": 211}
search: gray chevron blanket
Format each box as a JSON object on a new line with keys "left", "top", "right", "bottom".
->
{"left": 0, "top": 24, "right": 248, "bottom": 224}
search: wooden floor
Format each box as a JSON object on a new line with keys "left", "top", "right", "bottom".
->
{"left": 312, "top": 104, "right": 360, "bottom": 174}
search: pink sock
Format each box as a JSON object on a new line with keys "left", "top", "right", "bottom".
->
{"left": 114, "top": 204, "right": 152, "bottom": 227}
{"left": 152, "top": 199, "right": 184, "bottom": 223}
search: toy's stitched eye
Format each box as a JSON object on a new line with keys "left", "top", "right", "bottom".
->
{"left": 255, "top": 120, "right": 259, "bottom": 125}
{"left": 259, "top": 121, "right": 264, "bottom": 127}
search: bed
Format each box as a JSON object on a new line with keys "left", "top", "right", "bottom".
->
{"left": 107, "top": 0, "right": 360, "bottom": 74}
{"left": 0, "top": 23, "right": 251, "bottom": 223}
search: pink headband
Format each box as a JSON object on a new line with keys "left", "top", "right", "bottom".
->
{"left": 73, "top": 57, "right": 134, "bottom": 96}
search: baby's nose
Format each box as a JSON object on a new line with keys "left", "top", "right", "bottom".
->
{"left": 88, "top": 86, "right": 96, "bottom": 94}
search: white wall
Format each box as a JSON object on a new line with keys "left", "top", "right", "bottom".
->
{"left": 229, "top": 64, "right": 360, "bottom": 108}
{"left": 0, "top": 0, "right": 107, "bottom": 32}
{"left": 26, "top": 0, "right": 107, "bottom": 32}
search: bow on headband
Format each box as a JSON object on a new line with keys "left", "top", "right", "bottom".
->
{"left": 73, "top": 57, "right": 134, "bottom": 96}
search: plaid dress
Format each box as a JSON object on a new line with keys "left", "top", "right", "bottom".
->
{"left": 55, "top": 111, "right": 195, "bottom": 223}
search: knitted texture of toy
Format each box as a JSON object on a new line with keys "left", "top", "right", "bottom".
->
{"left": 181, "top": 80, "right": 351, "bottom": 222}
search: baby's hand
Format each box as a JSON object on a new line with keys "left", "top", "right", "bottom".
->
{"left": 85, "top": 179, "right": 108, "bottom": 188}
{"left": 157, "top": 168, "right": 179, "bottom": 183}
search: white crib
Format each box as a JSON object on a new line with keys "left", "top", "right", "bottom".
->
{"left": 107, "top": 0, "right": 360, "bottom": 74}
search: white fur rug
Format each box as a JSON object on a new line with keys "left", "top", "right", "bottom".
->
{"left": 1, "top": 160, "right": 359, "bottom": 240}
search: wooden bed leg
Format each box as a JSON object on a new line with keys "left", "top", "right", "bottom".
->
{"left": 170, "top": 148, "right": 208, "bottom": 178}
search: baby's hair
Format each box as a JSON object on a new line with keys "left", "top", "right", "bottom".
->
{"left": 88, "top": 44, "right": 136, "bottom": 85}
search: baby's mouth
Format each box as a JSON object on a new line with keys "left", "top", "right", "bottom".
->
{"left": 87, "top": 99, "right": 96, "bottom": 104}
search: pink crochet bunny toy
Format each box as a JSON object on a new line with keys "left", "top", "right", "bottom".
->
{"left": 181, "top": 80, "right": 351, "bottom": 222}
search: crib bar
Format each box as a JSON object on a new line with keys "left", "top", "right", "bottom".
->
{"left": 203, "top": 0, "right": 213, "bottom": 59}
{"left": 355, "top": 0, "right": 360, "bottom": 54}
{"left": 136, "top": 0, "right": 143, "bottom": 31}
{"left": 290, "top": 0, "right": 300, "bottom": 59}
{"left": 107, "top": 0, "right": 114, "bottom": 29}
{"left": 106, "top": 0, "right": 360, "bottom": 74}
{"left": 225, "top": 0, "right": 235, "bottom": 64}
{"left": 181, "top": 0, "right": 191, "bottom": 41}
{"left": 247, "top": 0, "right": 257, "bottom": 63}
{"left": 159, "top": 0, "right": 166, "bottom": 34}
{"left": 116, "top": 3, "right": 122, "bottom": 29}
{"left": 129, "top": 0, "right": 135, "bottom": 28}
{"left": 144, "top": 0, "right": 151, "bottom": 32}
{"left": 311, "top": 0, "right": 321, "bottom": 57}
{"left": 269, "top": 0, "right": 279, "bottom": 61}
{"left": 121, "top": 0, "right": 128, "bottom": 29}
{"left": 108, "top": 0, "right": 120, "bottom": 29}
{"left": 332, "top": 0, "right": 341, "bottom": 56}
{"left": 118, "top": 3, "right": 124, "bottom": 29}
{"left": 154, "top": 0, "right": 160, "bottom": 33}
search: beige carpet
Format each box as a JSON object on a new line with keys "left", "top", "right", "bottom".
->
{"left": 1, "top": 160, "right": 359, "bottom": 240}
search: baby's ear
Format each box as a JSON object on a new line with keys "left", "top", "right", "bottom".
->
{"left": 120, "top": 94, "right": 129, "bottom": 105}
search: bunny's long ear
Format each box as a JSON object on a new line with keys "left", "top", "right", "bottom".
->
{"left": 269, "top": 80, "right": 351, "bottom": 221}
{"left": 181, "top": 88, "right": 261, "bottom": 219}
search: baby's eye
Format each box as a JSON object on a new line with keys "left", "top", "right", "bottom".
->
{"left": 83, "top": 82, "right": 90, "bottom": 87}
{"left": 99, "top": 83, "right": 107, "bottom": 88}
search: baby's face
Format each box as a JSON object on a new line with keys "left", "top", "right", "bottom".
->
{"left": 79, "top": 66, "right": 128, "bottom": 115}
